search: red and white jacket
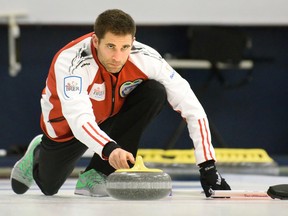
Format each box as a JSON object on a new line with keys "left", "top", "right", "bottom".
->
{"left": 40, "top": 32, "right": 215, "bottom": 165}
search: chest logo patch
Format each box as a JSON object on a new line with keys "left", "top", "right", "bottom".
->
{"left": 120, "top": 79, "right": 143, "bottom": 98}
{"left": 89, "top": 83, "right": 106, "bottom": 101}
{"left": 64, "top": 76, "right": 82, "bottom": 98}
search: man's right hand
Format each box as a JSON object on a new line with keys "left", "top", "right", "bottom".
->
{"left": 108, "top": 148, "right": 135, "bottom": 170}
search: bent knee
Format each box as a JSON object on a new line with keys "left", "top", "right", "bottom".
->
{"left": 40, "top": 187, "right": 59, "bottom": 196}
{"left": 36, "top": 181, "right": 60, "bottom": 196}
{"left": 142, "top": 80, "right": 167, "bottom": 100}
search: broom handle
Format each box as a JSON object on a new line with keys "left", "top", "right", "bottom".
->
{"left": 211, "top": 190, "right": 269, "bottom": 198}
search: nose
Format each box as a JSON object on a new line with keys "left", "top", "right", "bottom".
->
{"left": 112, "top": 49, "right": 122, "bottom": 62}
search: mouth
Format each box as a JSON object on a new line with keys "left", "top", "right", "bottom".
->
{"left": 106, "top": 63, "right": 123, "bottom": 73}
{"left": 109, "top": 63, "right": 121, "bottom": 67}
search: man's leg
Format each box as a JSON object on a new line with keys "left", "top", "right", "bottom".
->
{"left": 85, "top": 80, "right": 167, "bottom": 175}
{"left": 33, "top": 135, "right": 87, "bottom": 195}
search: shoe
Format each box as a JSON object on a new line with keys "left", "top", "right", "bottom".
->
{"left": 74, "top": 169, "right": 108, "bottom": 197}
{"left": 10, "top": 134, "right": 42, "bottom": 194}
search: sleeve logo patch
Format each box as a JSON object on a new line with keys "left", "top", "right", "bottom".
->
{"left": 64, "top": 76, "right": 82, "bottom": 98}
{"left": 120, "top": 79, "right": 143, "bottom": 98}
{"left": 89, "top": 82, "right": 106, "bottom": 101}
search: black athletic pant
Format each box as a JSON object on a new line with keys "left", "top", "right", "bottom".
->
{"left": 33, "top": 80, "right": 167, "bottom": 195}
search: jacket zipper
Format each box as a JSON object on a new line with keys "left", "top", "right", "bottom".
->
{"left": 110, "top": 75, "right": 116, "bottom": 116}
{"left": 48, "top": 116, "right": 65, "bottom": 122}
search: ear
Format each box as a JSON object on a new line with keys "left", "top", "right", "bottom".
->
{"left": 92, "top": 34, "right": 99, "bottom": 48}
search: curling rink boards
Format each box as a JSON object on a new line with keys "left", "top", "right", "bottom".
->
{"left": 1, "top": 174, "right": 288, "bottom": 216}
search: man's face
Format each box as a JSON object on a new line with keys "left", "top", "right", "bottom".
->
{"left": 92, "top": 32, "right": 134, "bottom": 73}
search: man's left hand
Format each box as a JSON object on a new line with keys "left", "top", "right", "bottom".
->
{"left": 199, "top": 160, "right": 231, "bottom": 197}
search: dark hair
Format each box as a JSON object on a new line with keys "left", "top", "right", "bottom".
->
{"left": 94, "top": 9, "right": 136, "bottom": 39}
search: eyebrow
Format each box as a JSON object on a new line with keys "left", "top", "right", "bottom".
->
{"left": 105, "top": 43, "right": 131, "bottom": 48}
{"left": 106, "top": 43, "right": 115, "bottom": 46}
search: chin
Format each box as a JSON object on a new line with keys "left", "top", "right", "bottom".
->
{"left": 109, "top": 68, "right": 121, "bottom": 73}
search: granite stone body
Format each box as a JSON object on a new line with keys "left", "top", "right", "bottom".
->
{"left": 106, "top": 172, "right": 172, "bottom": 200}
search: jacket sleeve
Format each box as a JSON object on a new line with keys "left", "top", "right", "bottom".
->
{"left": 53, "top": 42, "right": 116, "bottom": 159}
{"left": 159, "top": 60, "right": 216, "bottom": 165}
{"left": 130, "top": 42, "right": 216, "bottom": 165}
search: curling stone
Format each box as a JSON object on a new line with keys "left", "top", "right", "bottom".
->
{"left": 106, "top": 156, "right": 172, "bottom": 200}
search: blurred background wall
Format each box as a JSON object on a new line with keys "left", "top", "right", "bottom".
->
{"left": 0, "top": 0, "right": 287, "bottom": 156}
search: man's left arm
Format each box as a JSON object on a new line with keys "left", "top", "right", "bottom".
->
{"left": 152, "top": 59, "right": 232, "bottom": 197}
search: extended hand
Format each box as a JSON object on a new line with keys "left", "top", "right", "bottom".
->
{"left": 199, "top": 160, "right": 231, "bottom": 197}
{"left": 108, "top": 148, "right": 135, "bottom": 170}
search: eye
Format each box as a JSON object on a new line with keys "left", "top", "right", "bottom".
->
{"left": 107, "top": 44, "right": 115, "bottom": 49}
{"left": 121, "top": 45, "right": 130, "bottom": 51}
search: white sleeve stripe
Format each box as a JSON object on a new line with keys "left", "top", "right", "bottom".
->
{"left": 87, "top": 122, "right": 111, "bottom": 143}
{"left": 198, "top": 118, "right": 215, "bottom": 161}
{"left": 82, "top": 122, "right": 111, "bottom": 146}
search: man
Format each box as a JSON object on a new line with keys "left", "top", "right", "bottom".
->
{"left": 10, "top": 9, "right": 230, "bottom": 198}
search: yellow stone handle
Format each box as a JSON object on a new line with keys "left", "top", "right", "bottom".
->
{"left": 115, "top": 156, "right": 163, "bottom": 173}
